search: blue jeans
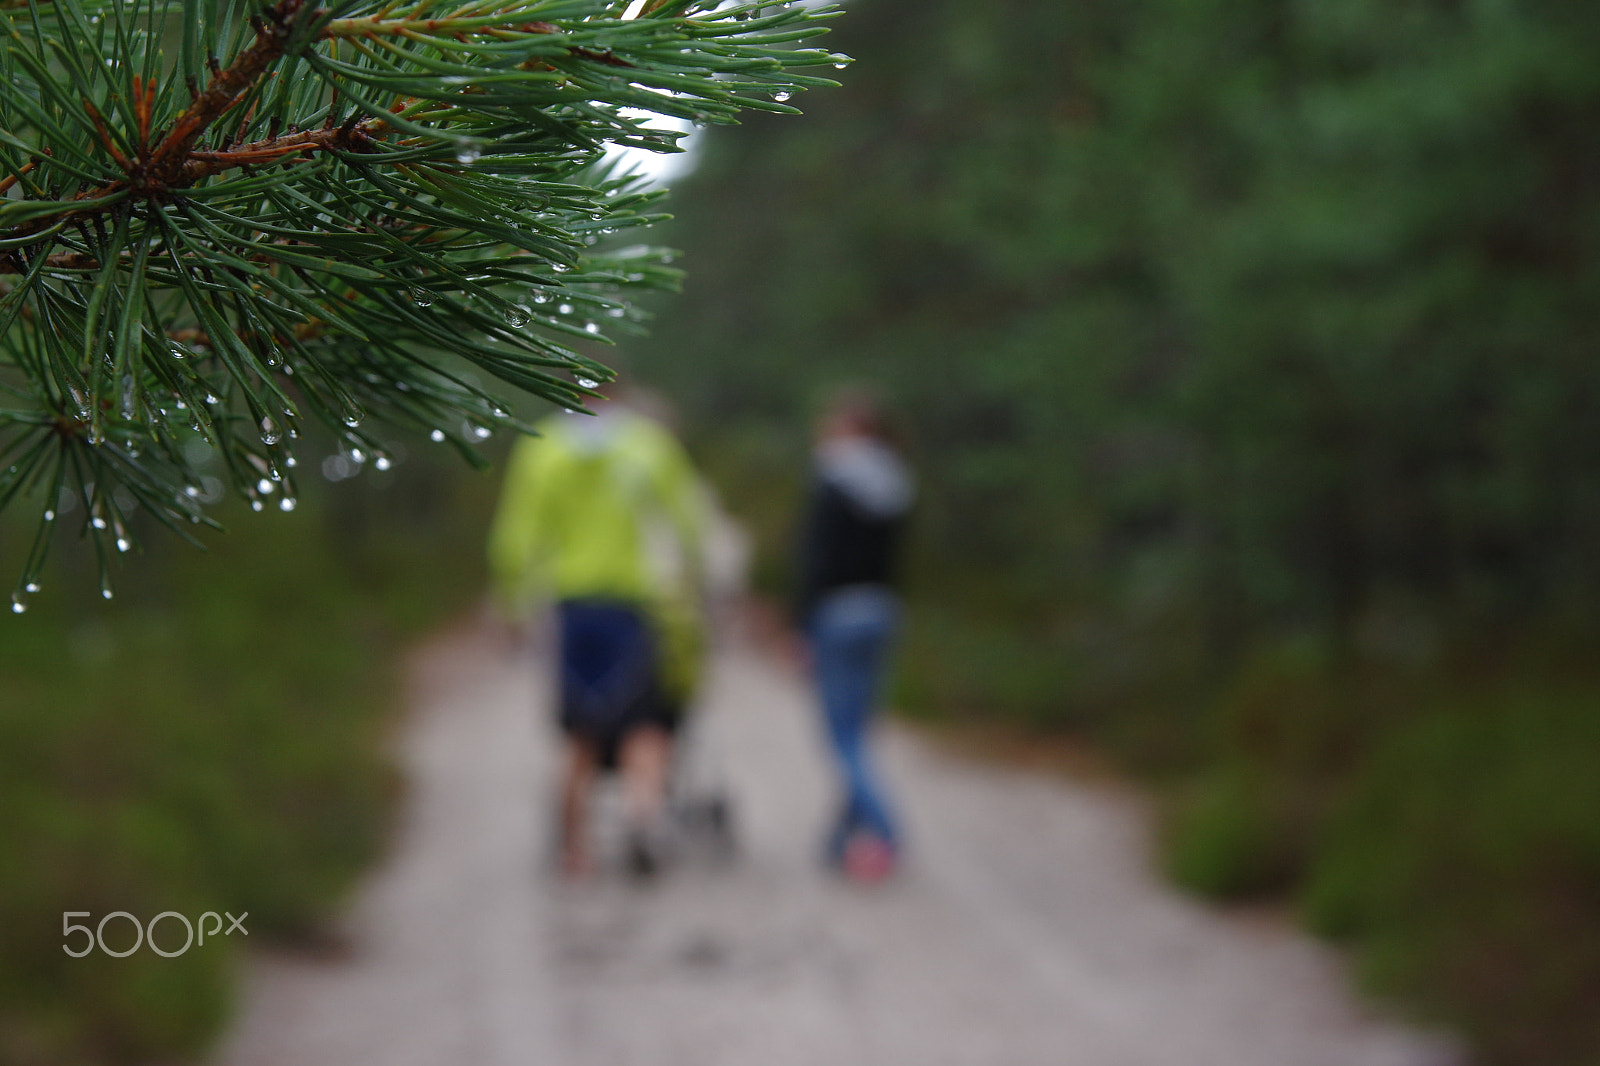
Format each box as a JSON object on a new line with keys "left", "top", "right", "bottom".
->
{"left": 809, "top": 585, "right": 901, "bottom": 860}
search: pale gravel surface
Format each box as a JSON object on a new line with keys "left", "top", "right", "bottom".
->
{"left": 211, "top": 620, "right": 1464, "bottom": 1066}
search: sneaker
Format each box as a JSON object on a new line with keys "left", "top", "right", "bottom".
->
{"left": 625, "top": 832, "right": 659, "bottom": 879}
{"left": 841, "top": 834, "right": 896, "bottom": 884}
{"left": 624, "top": 821, "right": 674, "bottom": 880}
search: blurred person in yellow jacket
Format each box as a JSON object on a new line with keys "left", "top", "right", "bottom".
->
{"left": 489, "top": 387, "right": 707, "bottom": 878}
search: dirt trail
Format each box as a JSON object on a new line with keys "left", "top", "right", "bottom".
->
{"left": 211, "top": 621, "right": 1462, "bottom": 1066}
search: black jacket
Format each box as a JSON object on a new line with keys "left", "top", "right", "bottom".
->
{"left": 793, "top": 440, "right": 912, "bottom": 623}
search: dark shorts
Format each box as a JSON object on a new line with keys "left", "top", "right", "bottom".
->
{"left": 557, "top": 599, "right": 680, "bottom": 767}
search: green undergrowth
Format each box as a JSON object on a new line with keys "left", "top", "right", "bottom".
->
{"left": 1162, "top": 637, "right": 1600, "bottom": 1065}
{"left": 0, "top": 453, "right": 498, "bottom": 1065}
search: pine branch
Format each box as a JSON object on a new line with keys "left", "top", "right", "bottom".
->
{"left": 0, "top": 0, "right": 848, "bottom": 607}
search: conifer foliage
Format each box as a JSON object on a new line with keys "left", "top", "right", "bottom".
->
{"left": 0, "top": 0, "right": 840, "bottom": 604}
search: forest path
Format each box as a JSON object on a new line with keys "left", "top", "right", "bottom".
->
{"left": 211, "top": 616, "right": 1460, "bottom": 1066}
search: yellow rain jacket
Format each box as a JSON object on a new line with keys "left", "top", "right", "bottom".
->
{"left": 488, "top": 407, "right": 707, "bottom": 701}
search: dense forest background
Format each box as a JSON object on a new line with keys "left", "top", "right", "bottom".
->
{"left": 633, "top": 1, "right": 1600, "bottom": 1062}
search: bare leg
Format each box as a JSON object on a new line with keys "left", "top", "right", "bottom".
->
{"left": 619, "top": 725, "right": 673, "bottom": 830}
{"left": 618, "top": 725, "right": 674, "bottom": 877}
{"left": 558, "top": 736, "right": 600, "bottom": 878}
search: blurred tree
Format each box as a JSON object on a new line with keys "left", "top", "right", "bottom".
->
{"left": 644, "top": 0, "right": 1600, "bottom": 718}
{"left": 0, "top": 0, "right": 842, "bottom": 604}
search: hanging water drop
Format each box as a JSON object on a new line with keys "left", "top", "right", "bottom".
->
{"left": 773, "top": 91, "right": 791, "bottom": 102}
{"left": 374, "top": 455, "right": 392, "bottom": 472}
{"left": 577, "top": 377, "right": 599, "bottom": 389}
{"left": 342, "top": 411, "right": 363, "bottom": 428}
{"left": 251, "top": 500, "right": 264, "bottom": 512}
{"left": 832, "top": 54, "right": 850, "bottom": 69}
{"left": 532, "top": 291, "right": 551, "bottom": 304}
{"left": 101, "top": 587, "right": 113, "bottom": 600}
{"left": 260, "top": 417, "right": 281, "bottom": 445}
{"left": 349, "top": 448, "right": 366, "bottom": 464}
{"left": 410, "top": 287, "right": 436, "bottom": 306}
{"left": 454, "top": 140, "right": 481, "bottom": 164}
{"left": 279, "top": 496, "right": 297, "bottom": 512}
{"left": 584, "top": 322, "right": 600, "bottom": 334}
{"left": 558, "top": 303, "right": 574, "bottom": 315}
{"left": 116, "top": 536, "right": 131, "bottom": 553}
{"left": 608, "top": 306, "right": 626, "bottom": 318}
{"left": 505, "top": 306, "right": 528, "bottom": 328}
{"left": 91, "top": 516, "right": 108, "bottom": 530}
{"left": 10, "top": 594, "right": 25, "bottom": 614}
{"left": 43, "top": 510, "right": 55, "bottom": 522}
{"left": 257, "top": 478, "right": 276, "bottom": 494}
{"left": 430, "top": 429, "right": 447, "bottom": 442}
{"left": 285, "top": 456, "right": 298, "bottom": 469}
{"left": 25, "top": 582, "right": 40, "bottom": 594}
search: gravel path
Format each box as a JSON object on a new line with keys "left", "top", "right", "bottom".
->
{"left": 211, "top": 621, "right": 1462, "bottom": 1066}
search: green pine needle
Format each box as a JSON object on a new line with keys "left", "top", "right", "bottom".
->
{"left": 0, "top": 0, "right": 843, "bottom": 606}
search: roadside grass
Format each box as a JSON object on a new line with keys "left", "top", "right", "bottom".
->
{"left": 0, "top": 456, "right": 497, "bottom": 1065}
{"left": 1163, "top": 644, "right": 1600, "bottom": 1064}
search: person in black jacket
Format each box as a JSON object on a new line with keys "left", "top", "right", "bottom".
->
{"left": 795, "top": 391, "right": 914, "bottom": 881}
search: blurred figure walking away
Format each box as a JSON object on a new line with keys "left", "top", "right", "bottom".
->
{"left": 795, "top": 389, "right": 915, "bottom": 883}
{"left": 489, "top": 385, "right": 707, "bottom": 879}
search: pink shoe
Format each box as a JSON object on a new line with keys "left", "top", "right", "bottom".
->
{"left": 842, "top": 835, "right": 896, "bottom": 884}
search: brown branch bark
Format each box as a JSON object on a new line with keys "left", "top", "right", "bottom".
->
{"left": 179, "top": 120, "right": 384, "bottom": 183}
{"left": 0, "top": 158, "right": 39, "bottom": 197}
{"left": 134, "top": 0, "right": 310, "bottom": 192}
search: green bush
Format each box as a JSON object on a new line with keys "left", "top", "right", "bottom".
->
{"left": 0, "top": 449, "right": 497, "bottom": 1064}
{"left": 1302, "top": 680, "right": 1600, "bottom": 1064}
